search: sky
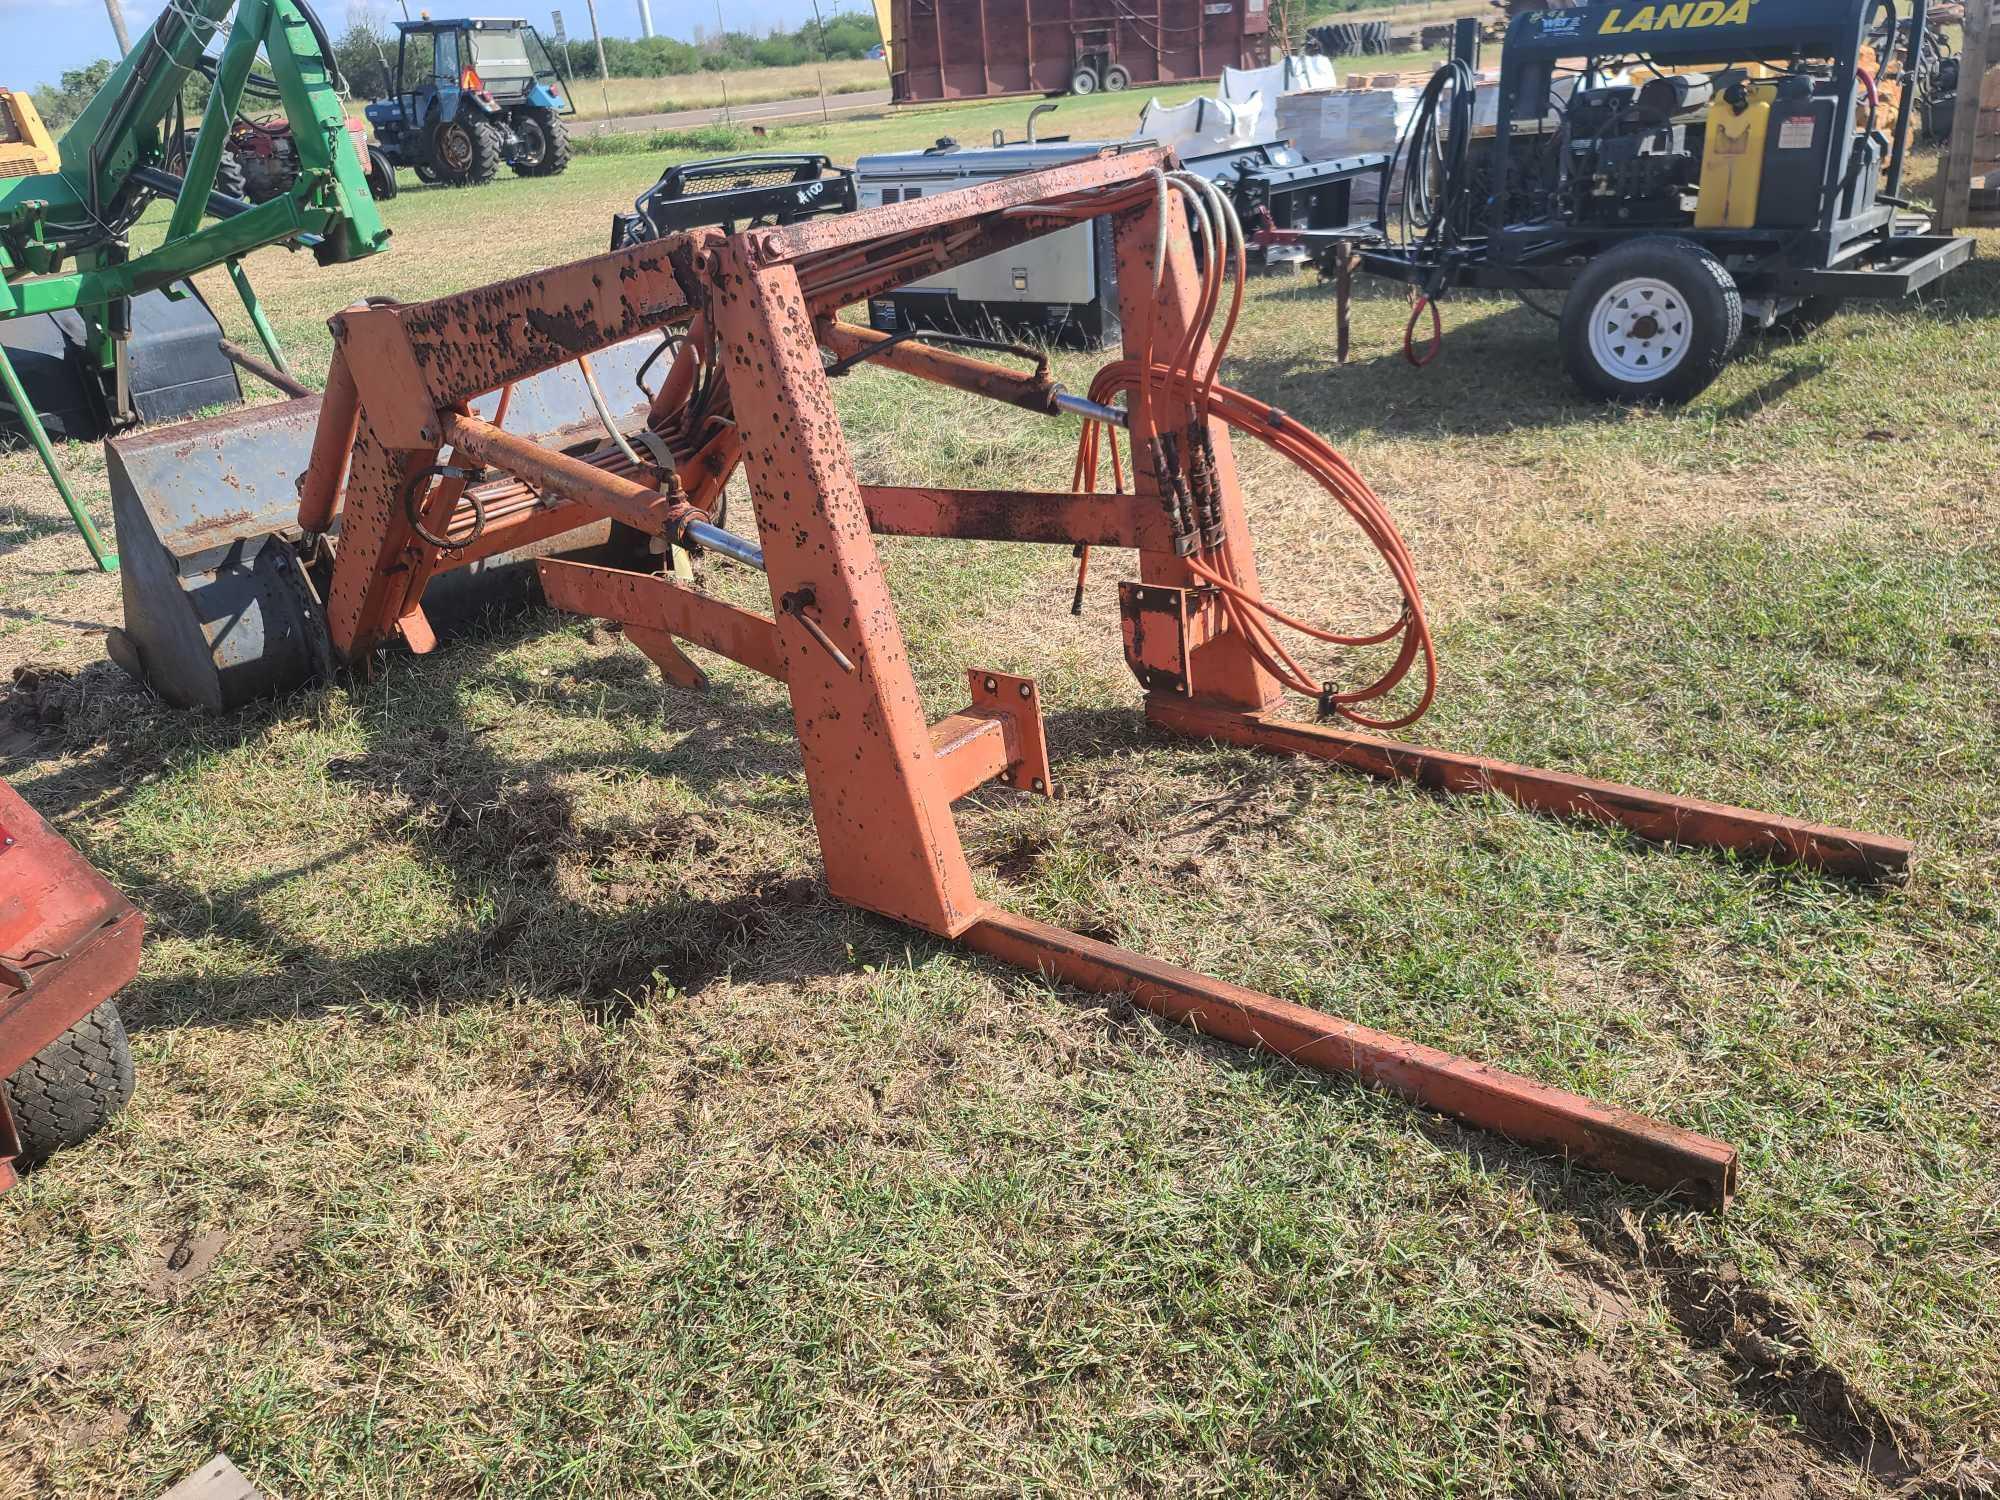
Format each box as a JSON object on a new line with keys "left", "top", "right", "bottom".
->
{"left": 12, "top": 0, "right": 850, "bottom": 95}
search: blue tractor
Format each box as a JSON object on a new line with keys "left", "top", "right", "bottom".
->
{"left": 364, "top": 17, "right": 574, "bottom": 187}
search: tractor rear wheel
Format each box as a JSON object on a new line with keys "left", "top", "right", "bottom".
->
{"left": 430, "top": 117, "right": 501, "bottom": 187}
{"left": 1560, "top": 237, "right": 1741, "bottom": 404}
{"left": 510, "top": 107, "right": 572, "bottom": 177}
{"left": 174, "top": 130, "right": 249, "bottom": 202}
{"left": 3, "top": 1001, "right": 134, "bottom": 1170}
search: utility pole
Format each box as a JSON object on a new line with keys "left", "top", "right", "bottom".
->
{"left": 104, "top": 0, "right": 132, "bottom": 54}
{"left": 636, "top": 0, "right": 653, "bottom": 40}
{"left": 810, "top": 0, "right": 831, "bottom": 125}
{"left": 581, "top": 0, "right": 613, "bottom": 120}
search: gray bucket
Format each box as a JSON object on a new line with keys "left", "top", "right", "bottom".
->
{"left": 109, "top": 335, "right": 667, "bottom": 711}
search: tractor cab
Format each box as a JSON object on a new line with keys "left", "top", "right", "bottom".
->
{"left": 364, "top": 17, "right": 573, "bottom": 187}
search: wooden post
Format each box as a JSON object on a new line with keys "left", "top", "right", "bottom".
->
{"left": 1942, "top": 0, "right": 1998, "bottom": 230}
{"left": 581, "top": 0, "right": 612, "bottom": 121}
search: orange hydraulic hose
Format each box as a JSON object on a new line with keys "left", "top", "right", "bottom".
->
{"left": 1077, "top": 361, "right": 1437, "bottom": 730}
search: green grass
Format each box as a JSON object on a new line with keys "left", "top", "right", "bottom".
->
{"left": 1, "top": 105, "right": 1999, "bottom": 1499}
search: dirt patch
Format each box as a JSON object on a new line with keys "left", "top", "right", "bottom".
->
{"left": 326, "top": 744, "right": 577, "bottom": 874}
{"left": 145, "top": 1229, "right": 230, "bottom": 1302}
{"left": 1592, "top": 1213, "right": 1931, "bottom": 1490}
{"left": 983, "top": 833, "right": 1052, "bottom": 884}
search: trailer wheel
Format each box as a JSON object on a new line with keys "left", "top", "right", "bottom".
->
{"left": 1104, "top": 64, "right": 1131, "bottom": 92}
{"left": 3, "top": 1001, "right": 134, "bottom": 1170}
{"left": 1070, "top": 67, "right": 1098, "bottom": 95}
{"left": 1561, "top": 237, "right": 1741, "bottom": 403}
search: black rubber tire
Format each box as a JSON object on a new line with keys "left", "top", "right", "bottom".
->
{"left": 462, "top": 120, "right": 503, "bottom": 186}
{"left": 1070, "top": 67, "right": 1098, "bottom": 95}
{"left": 1559, "top": 236, "right": 1742, "bottom": 404}
{"left": 510, "top": 107, "right": 572, "bottom": 177}
{"left": 3, "top": 1001, "right": 134, "bottom": 1169}
{"left": 214, "top": 151, "right": 250, "bottom": 203}
{"left": 174, "top": 131, "right": 250, "bottom": 202}
{"left": 413, "top": 161, "right": 439, "bottom": 185}
{"left": 366, "top": 145, "right": 399, "bottom": 200}
{"left": 430, "top": 117, "right": 501, "bottom": 187}
{"left": 1104, "top": 64, "right": 1131, "bottom": 92}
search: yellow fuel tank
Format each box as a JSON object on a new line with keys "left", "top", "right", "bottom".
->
{"left": 1695, "top": 82, "right": 1775, "bottom": 228}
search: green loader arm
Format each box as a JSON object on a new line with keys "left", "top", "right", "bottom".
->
{"left": 0, "top": 0, "right": 389, "bottom": 571}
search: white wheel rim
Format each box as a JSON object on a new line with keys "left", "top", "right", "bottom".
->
{"left": 1587, "top": 275, "right": 1692, "bottom": 384}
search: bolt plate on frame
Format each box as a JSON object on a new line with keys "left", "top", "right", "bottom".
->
{"left": 1119, "top": 582, "right": 1204, "bottom": 697}
{"left": 969, "top": 669, "right": 1053, "bottom": 797}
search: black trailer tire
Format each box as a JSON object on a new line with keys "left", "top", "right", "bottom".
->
{"left": 3, "top": 1001, "right": 134, "bottom": 1169}
{"left": 1070, "top": 67, "right": 1098, "bottom": 95}
{"left": 414, "top": 161, "right": 439, "bottom": 185}
{"left": 1560, "top": 237, "right": 1742, "bottom": 404}
{"left": 1104, "top": 64, "right": 1131, "bottom": 92}
{"left": 510, "top": 107, "right": 572, "bottom": 177}
{"left": 366, "top": 146, "right": 399, "bottom": 200}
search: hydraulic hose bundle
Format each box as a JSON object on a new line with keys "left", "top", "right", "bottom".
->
{"left": 1384, "top": 57, "right": 1476, "bottom": 367}
{"left": 1069, "top": 170, "right": 1436, "bottom": 730}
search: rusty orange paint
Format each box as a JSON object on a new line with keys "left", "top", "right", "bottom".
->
{"left": 290, "top": 148, "right": 1928, "bottom": 1201}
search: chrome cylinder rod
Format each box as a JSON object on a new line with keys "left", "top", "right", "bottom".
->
{"left": 684, "top": 517, "right": 765, "bottom": 571}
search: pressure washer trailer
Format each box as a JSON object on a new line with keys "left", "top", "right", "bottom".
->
{"left": 1355, "top": 0, "right": 1975, "bottom": 401}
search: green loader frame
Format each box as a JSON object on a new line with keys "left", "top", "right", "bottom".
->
{"left": 1, "top": 0, "right": 388, "bottom": 570}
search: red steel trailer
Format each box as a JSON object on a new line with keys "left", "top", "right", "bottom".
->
{"left": 887, "top": 0, "right": 1272, "bottom": 103}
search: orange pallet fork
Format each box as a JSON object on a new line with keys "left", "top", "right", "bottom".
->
{"left": 302, "top": 147, "right": 1914, "bottom": 1205}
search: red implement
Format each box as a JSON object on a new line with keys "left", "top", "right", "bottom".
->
{"left": 0, "top": 780, "right": 143, "bottom": 1191}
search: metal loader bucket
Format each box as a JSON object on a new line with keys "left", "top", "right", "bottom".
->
{"left": 108, "top": 335, "right": 666, "bottom": 711}
{"left": 0, "top": 283, "right": 241, "bottom": 444}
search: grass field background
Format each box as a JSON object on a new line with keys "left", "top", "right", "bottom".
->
{"left": 1, "top": 84, "right": 1998, "bottom": 1499}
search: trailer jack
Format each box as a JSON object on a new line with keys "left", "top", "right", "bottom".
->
{"left": 124, "top": 147, "right": 1918, "bottom": 1206}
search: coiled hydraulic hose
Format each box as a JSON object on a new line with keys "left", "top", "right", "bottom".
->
{"left": 1068, "top": 172, "right": 1436, "bottom": 730}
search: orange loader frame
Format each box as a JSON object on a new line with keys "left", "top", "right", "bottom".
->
{"left": 295, "top": 146, "right": 1913, "bottom": 1207}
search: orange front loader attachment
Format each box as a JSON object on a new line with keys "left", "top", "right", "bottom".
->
{"left": 294, "top": 146, "right": 1913, "bottom": 1205}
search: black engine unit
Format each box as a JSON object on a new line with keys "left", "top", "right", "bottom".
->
{"left": 1562, "top": 73, "right": 1712, "bottom": 228}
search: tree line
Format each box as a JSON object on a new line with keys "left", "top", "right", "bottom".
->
{"left": 30, "top": 7, "right": 883, "bottom": 130}
{"left": 333, "top": 10, "right": 883, "bottom": 100}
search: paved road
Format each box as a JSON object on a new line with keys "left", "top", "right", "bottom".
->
{"left": 572, "top": 88, "right": 894, "bottom": 140}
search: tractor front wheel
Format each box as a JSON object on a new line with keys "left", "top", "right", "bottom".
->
{"left": 366, "top": 145, "right": 399, "bottom": 200}
{"left": 3, "top": 1000, "right": 134, "bottom": 1170}
{"left": 510, "top": 107, "right": 572, "bottom": 177}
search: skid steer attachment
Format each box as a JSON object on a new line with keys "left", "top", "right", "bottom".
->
{"left": 127, "top": 147, "right": 1919, "bottom": 1204}
{"left": 109, "top": 334, "right": 663, "bottom": 710}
